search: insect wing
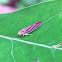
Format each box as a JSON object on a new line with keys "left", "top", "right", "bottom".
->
{"left": 19, "top": 21, "right": 42, "bottom": 34}
{"left": 25, "top": 21, "right": 42, "bottom": 33}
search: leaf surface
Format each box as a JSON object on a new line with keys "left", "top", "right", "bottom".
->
{"left": 0, "top": 1, "right": 62, "bottom": 62}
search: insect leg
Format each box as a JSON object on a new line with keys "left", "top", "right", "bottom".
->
{"left": 24, "top": 33, "right": 32, "bottom": 36}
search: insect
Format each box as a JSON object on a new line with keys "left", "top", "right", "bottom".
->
{"left": 52, "top": 43, "right": 62, "bottom": 48}
{"left": 18, "top": 21, "right": 42, "bottom": 37}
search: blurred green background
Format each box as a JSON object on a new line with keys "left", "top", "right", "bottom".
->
{"left": 0, "top": 0, "right": 50, "bottom": 9}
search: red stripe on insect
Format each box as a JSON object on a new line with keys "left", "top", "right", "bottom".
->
{"left": 29, "top": 24, "right": 37, "bottom": 31}
{"left": 30, "top": 22, "right": 42, "bottom": 31}
{"left": 31, "top": 22, "right": 42, "bottom": 30}
{"left": 36, "top": 21, "right": 42, "bottom": 25}
{"left": 36, "top": 24, "right": 40, "bottom": 28}
{"left": 26, "top": 25, "right": 33, "bottom": 32}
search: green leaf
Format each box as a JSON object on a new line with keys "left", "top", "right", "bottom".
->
{"left": 0, "top": 1, "right": 62, "bottom": 62}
